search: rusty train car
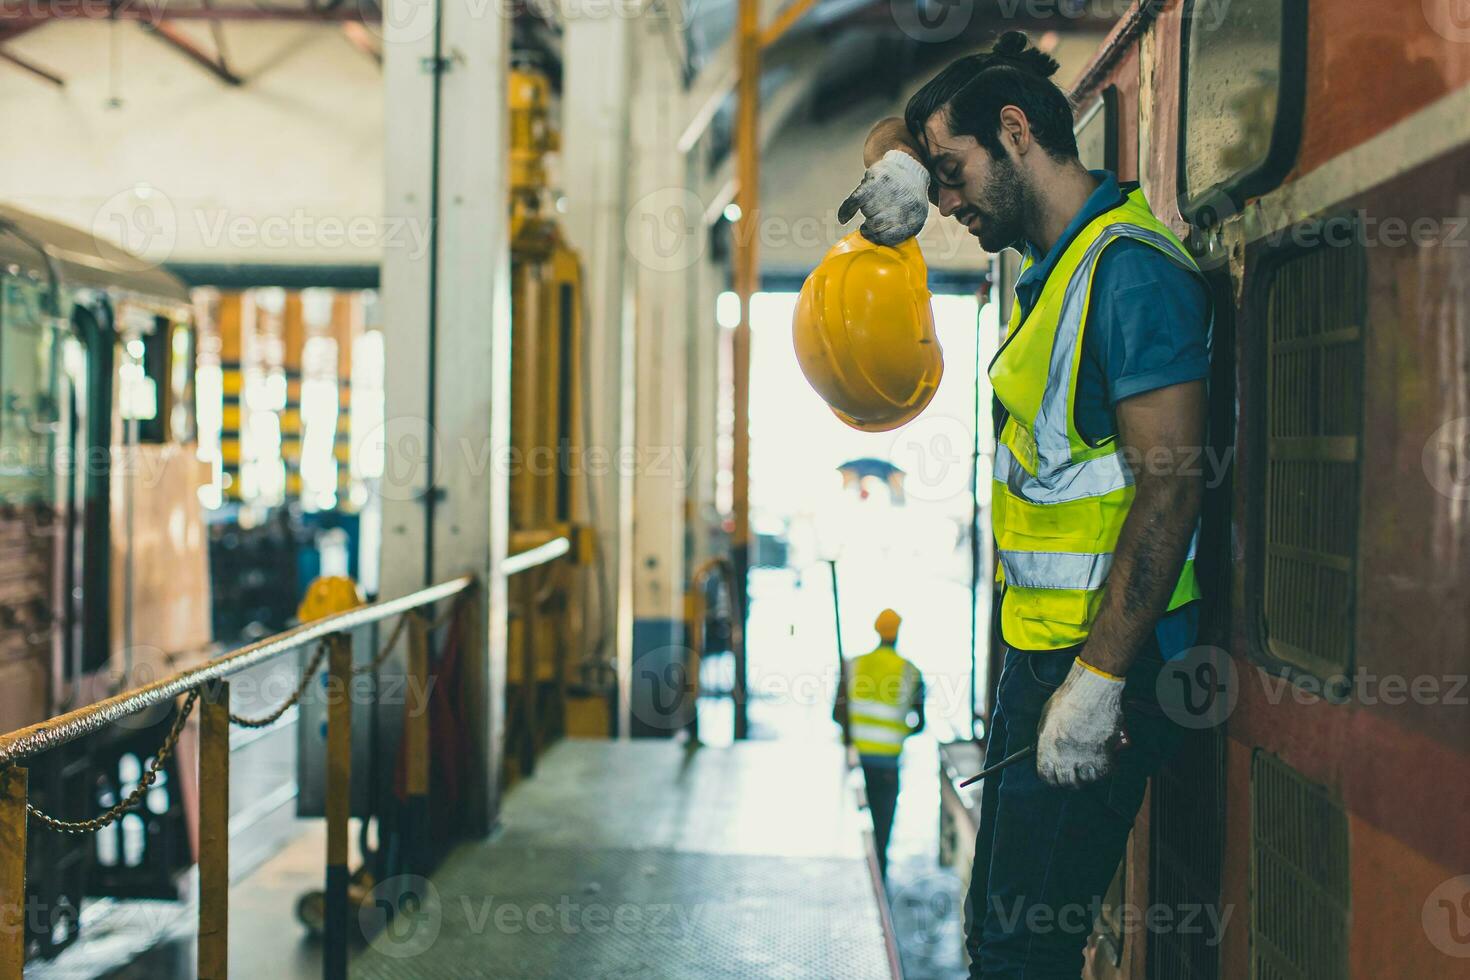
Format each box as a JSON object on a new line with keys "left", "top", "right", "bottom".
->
{"left": 0, "top": 206, "right": 211, "bottom": 960}
{"left": 997, "top": 1, "right": 1470, "bottom": 977}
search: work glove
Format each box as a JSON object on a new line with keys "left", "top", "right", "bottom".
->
{"left": 1036, "top": 659, "right": 1129, "bottom": 788}
{"left": 837, "top": 150, "right": 931, "bottom": 246}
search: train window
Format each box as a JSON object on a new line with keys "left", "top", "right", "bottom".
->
{"left": 168, "top": 320, "right": 197, "bottom": 444}
{"left": 1258, "top": 239, "right": 1365, "bottom": 682}
{"left": 1074, "top": 85, "right": 1119, "bottom": 173}
{"left": 1250, "top": 752, "right": 1349, "bottom": 980}
{"left": 0, "top": 275, "right": 60, "bottom": 502}
{"left": 1178, "top": 0, "right": 1307, "bottom": 219}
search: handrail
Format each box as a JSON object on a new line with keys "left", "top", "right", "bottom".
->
{"left": 0, "top": 575, "right": 474, "bottom": 767}
{"left": 502, "top": 535, "right": 571, "bottom": 576}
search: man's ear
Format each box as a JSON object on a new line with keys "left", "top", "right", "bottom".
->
{"left": 997, "top": 105, "right": 1030, "bottom": 154}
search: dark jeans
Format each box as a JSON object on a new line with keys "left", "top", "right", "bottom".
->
{"left": 861, "top": 761, "right": 901, "bottom": 880}
{"left": 965, "top": 642, "right": 1182, "bottom": 979}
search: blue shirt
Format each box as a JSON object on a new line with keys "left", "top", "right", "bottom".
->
{"left": 1006, "top": 171, "right": 1210, "bottom": 660}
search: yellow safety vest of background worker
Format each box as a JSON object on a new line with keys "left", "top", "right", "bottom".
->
{"left": 833, "top": 608, "right": 924, "bottom": 880}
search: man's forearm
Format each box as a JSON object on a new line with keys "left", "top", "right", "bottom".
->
{"left": 864, "top": 117, "right": 923, "bottom": 167}
{"left": 1078, "top": 473, "right": 1200, "bottom": 677}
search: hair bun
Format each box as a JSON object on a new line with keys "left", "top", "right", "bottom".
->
{"left": 989, "top": 30, "right": 1061, "bottom": 79}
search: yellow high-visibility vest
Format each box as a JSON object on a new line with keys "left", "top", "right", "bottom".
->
{"left": 846, "top": 646, "right": 921, "bottom": 758}
{"left": 990, "top": 184, "right": 1204, "bottom": 651}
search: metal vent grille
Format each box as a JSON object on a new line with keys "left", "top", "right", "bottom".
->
{"left": 1262, "top": 241, "right": 1364, "bottom": 679}
{"left": 1250, "top": 752, "right": 1350, "bottom": 980}
{"left": 1149, "top": 728, "right": 1225, "bottom": 980}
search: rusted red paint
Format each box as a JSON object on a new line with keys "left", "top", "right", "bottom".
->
{"left": 1296, "top": 2, "right": 1470, "bottom": 178}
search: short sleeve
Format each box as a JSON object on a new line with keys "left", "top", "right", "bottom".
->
{"left": 1087, "top": 240, "right": 1211, "bottom": 405}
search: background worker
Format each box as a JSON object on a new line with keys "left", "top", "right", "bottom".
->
{"left": 833, "top": 608, "right": 925, "bottom": 881}
{"left": 836, "top": 32, "right": 1209, "bottom": 978}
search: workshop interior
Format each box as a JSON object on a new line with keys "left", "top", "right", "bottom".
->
{"left": 0, "top": 1, "right": 1468, "bottom": 978}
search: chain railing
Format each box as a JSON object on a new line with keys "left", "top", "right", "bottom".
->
{"left": 0, "top": 573, "right": 481, "bottom": 980}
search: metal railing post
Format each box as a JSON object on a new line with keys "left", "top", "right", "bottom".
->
{"left": 0, "top": 766, "right": 26, "bottom": 975}
{"left": 199, "top": 680, "right": 231, "bottom": 979}
{"left": 324, "top": 632, "right": 353, "bottom": 980}
{"left": 405, "top": 615, "right": 430, "bottom": 875}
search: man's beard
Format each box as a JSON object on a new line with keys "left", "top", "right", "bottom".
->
{"left": 971, "top": 153, "right": 1030, "bottom": 253}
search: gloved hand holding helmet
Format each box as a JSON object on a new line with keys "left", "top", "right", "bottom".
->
{"left": 792, "top": 231, "right": 943, "bottom": 432}
{"left": 837, "top": 149, "right": 933, "bottom": 246}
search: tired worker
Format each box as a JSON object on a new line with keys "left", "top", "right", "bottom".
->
{"left": 836, "top": 32, "right": 1209, "bottom": 978}
{"left": 834, "top": 608, "right": 925, "bottom": 881}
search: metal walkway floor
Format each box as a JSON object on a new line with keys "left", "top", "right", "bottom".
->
{"left": 351, "top": 738, "right": 897, "bottom": 980}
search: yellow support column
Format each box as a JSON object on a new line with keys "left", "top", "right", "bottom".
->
{"left": 198, "top": 681, "right": 231, "bottom": 980}
{"left": 330, "top": 294, "right": 360, "bottom": 507}
{"left": 730, "top": 0, "right": 760, "bottom": 740}
{"left": 324, "top": 633, "right": 352, "bottom": 980}
{"left": 0, "top": 767, "right": 26, "bottom": 975}
{"left": 218, "top": 293, "right": 246, "bottom": 500}
{"left": 281, "top": 293, "right": 306, "bottom": 501}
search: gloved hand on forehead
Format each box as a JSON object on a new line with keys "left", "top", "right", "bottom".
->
{"left": 837, "top": 149, "right": 932, "bottom": 246}
{"left": 1036, "top": 658, "right": 1129, "bottom": 788}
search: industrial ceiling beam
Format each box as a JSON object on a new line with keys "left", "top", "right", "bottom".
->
{"left": 0, "top": 21, "right": 65, "bottom": 87}
{"left": 759, "top": 0, "right": 822, "bottom": 49}
{"left": 141, "top": 21, "right": 244, "bottom": 85}
{"left": 0, "top": 48, "right": 65, "bottom": 87}
{"left": 4, "top": 5, "right": 378, "bottom": 24}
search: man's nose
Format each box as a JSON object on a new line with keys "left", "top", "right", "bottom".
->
{"left": 937, "top": 186, "right": 962, "bottom": 217}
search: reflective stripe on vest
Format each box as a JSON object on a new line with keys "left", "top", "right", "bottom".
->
{"left": 847, "top": 646, "right": 918, "bottom": 758}
{"left": 990, "top": 186, "right": 1206, "bottom": 651}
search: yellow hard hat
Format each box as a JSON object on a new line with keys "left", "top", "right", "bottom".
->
{"left": 875, "top": 608, "right": 902, "bottom": 641}
{"left": 297, "top": 575, "right": 364, "bottom": 623}
{"left": 792, "top": 232, "right": 943, "bottom": 433}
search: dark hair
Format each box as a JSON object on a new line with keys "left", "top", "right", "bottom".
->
{"left": 904, "top": 31, "right": 1078, "bottom": 162}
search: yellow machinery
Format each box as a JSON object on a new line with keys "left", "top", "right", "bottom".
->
{"left": 505, "top": 66, "right": 608, "bottom": 783}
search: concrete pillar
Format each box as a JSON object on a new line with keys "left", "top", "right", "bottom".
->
{"left": 559, "top": 12, "right": 635, "bottom": 735}
{"left": 623, "top": 13, "right": 696, "bottom": 736}
{"left": 686, "top": 242, "right": 723, "bottom": 572}
{"left": 380, "top": 0, "right": 512, "bottom": 832}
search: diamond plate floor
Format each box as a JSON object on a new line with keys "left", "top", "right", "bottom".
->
{"left": 351, "top": 738, "right": 895, "bottom": 980}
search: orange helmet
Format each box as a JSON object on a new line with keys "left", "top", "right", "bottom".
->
{"left": 875, "top": 608, "right": 902, "bottom": 642}
{"left": 792, "top": 233, "right": 943, "bottom": 433}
